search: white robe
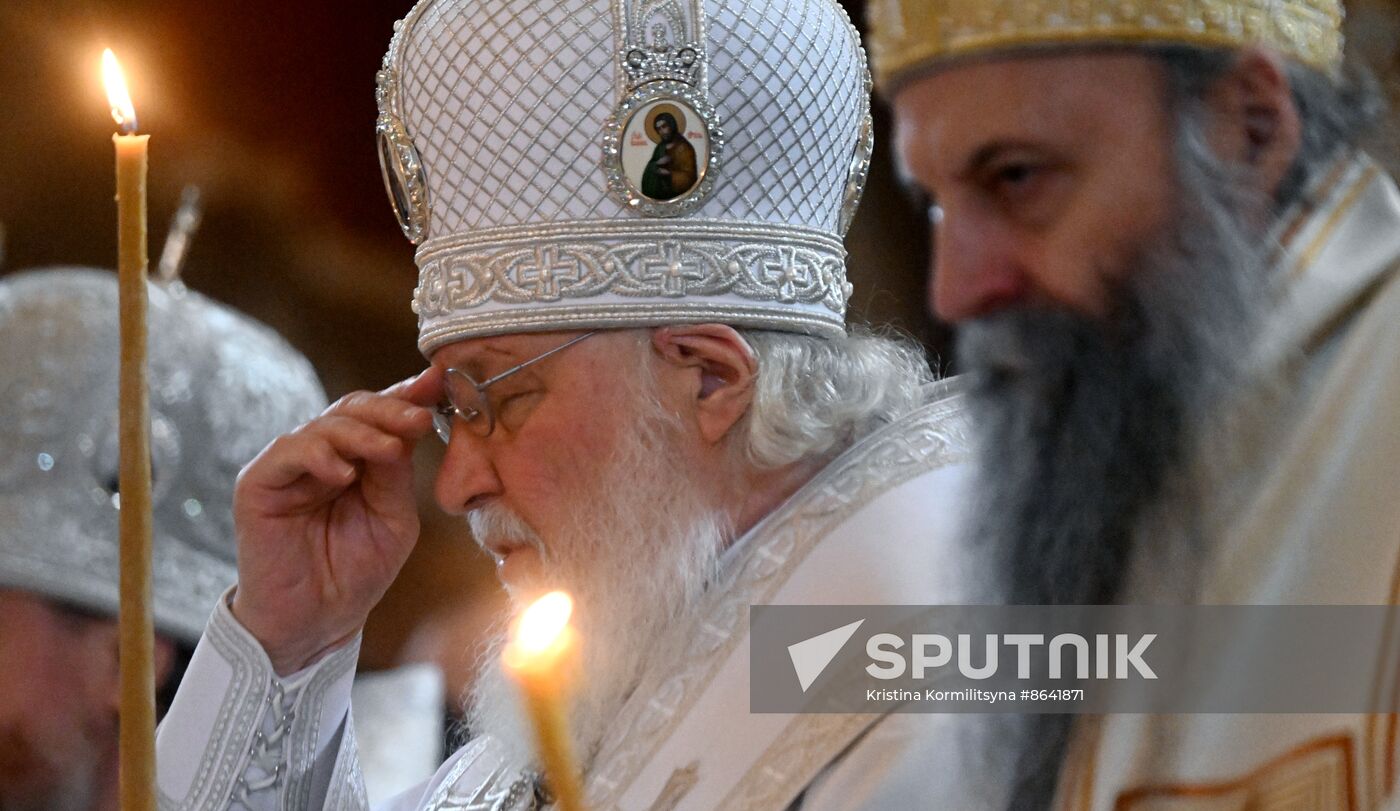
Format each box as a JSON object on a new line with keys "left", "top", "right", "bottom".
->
{"left": 1053, "top": 156, "right": 1400, "bottom": 811}
{"left": 153, "top": 380, "right": 997, "bottom": 810}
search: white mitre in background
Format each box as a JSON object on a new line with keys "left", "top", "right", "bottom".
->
{"left": 0, "top": 267, "right": 327, "bottom": 643}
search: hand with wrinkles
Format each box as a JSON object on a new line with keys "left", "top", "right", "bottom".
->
{"left": 230, "top": 369, "right": 442, "bottom": 675}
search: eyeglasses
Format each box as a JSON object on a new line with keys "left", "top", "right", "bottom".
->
{"left": 433, "top": 331, "right": 597, "bottom": 442}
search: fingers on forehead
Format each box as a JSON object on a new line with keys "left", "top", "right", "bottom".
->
{"left": 326, "top": 391, "right": 424, "bottom": 433}
{"left": 381, "top": 367, "right": 445, "bottom": 399}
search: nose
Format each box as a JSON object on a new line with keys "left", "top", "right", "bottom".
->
{"left": 433, "top": 430, "right": 503, "bottom": 515}
{"left": 929, "top": 212, "right": 1029, "bottom": 323}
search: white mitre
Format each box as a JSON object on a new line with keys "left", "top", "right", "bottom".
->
{"left": 0, "top": 268, "right": 327, "bottom": 643}
{"left": 374, "top": 0, "right": 874, "bottom": 352}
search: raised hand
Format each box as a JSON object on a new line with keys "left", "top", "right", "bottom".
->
{"left": 230, "top": 369, "right": 442, "bottom": 674}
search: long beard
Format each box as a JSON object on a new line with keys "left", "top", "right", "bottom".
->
{"left": 957, "top": 140, "right": 1270, "bottom": 807}
{"left": 961, "top": 161, "right": 1266, "bottom": 607}
{"left": 464, "top": 390, "right": 727, "bottom": 776}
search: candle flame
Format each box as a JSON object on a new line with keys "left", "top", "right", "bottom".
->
{"left": 102, "top": 49, "right": 138, "bottom": 134}
{"left": 514, "top": 591, "right": 574, "bottom": 656}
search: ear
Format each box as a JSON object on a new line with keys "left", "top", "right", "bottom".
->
{"left": 1200, "top": 48, "right": 1302, "bottom": 201}
{"left": 650, "top": 324, "right": 758, "bottom": 445}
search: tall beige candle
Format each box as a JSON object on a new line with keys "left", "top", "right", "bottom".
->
{"left": 503, "top": 591, "right": 589, "bottom": 811}
{"left": 103, "top": 47, "right": 156, "bottom": 811}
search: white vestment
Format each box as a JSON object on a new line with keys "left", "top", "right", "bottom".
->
{"left": 351, "top": 664, "right": 445, "bottom": 804}
{"left": 154, "top": 380, "right": 1002, "bottom": 810}
{"left": 1053, "top": 156, "right": 1400, "bottom": 811}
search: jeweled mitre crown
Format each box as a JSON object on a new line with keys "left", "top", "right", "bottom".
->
{"left": 0, "top": 269, "right": 327, "bottom": 642}
{"left": 375, "top": 0, "right": 874, "bottom": 354}
{"left": 867, "top": 0, "right": 1345, "bottom": 89}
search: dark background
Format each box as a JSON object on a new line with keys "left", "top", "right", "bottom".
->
{"left": 2, "top": 0, "right": 1396, "bottom": 701}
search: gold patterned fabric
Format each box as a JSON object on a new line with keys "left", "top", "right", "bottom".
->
{"left": 867, "top": 0, "right": 1345, "bottom": 89}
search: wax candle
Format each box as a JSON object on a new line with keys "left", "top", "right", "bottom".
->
{"left": 103, "top": 47, "right": 156, "bottom": 811}
{"left": 502, "top": 591, "right": 588, "bottom": 811}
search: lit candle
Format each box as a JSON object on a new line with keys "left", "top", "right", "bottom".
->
{"left": 102, "top": 47, "right": 156, "bottom": 811}
{"left": 502, "top": 591, "right": 588, "bottom": 811}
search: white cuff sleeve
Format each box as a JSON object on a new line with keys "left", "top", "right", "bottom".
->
{"left": 155, "top": 587, "right": 365, "bottom": 810}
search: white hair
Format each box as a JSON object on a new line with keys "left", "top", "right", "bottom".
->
{"left": 736, "top": 327, "right": 937, "bottom": 468}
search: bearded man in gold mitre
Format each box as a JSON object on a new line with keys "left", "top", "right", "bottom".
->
{"left": 868, "top": 0, "right": 1400, "bottom": 809}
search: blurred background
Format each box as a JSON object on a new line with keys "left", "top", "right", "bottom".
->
{"left": 1, "top": 0, "right": 1397, "bottom": 723}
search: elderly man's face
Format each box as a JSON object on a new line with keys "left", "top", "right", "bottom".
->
{"left": 892, "top": 47, "right": 1280, "bottom": 611}
{"left": 431, "top": 328, "right": 741, "bottom": 768}
{"left": 0, "top": 589, "right": 117, "bottom": 811}
{"left": 893, "top": 52, "right": 1178, "bottom": 323}
{"left": 430, "top": 329, "right": 713, "bottom": 590}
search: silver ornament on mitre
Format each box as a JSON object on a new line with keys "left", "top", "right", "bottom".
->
{"left": 0, "top": 268, "right": 327, "bottom": 643}
{"left": 376, "top": 0, "right": 874, "bottom": 354}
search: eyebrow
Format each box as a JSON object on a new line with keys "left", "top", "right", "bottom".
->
{"left": 893, "top": 137, "right": 1021, "bottom": 205}
{"left": 895, "top": 136, "right": 1058, "bottom": 210}
{"left": 962, "top": 139, "right": 1047, "bottom": 178}
{"left": 963, "top": 141, "right": 1030, "bottom": 175}
{"left": 448, "top": 343, "right": 518, "bottom": 379}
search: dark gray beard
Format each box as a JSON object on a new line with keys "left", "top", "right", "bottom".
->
{"left": 961, "top": 172, "right": 1264, "bottom": 606}
{"left": 957, "top": 138, "right": 1269, "bottom": 807}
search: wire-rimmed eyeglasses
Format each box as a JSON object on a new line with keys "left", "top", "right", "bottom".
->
{"left": 433, "top": 331, "right": 597, "bottom": 442}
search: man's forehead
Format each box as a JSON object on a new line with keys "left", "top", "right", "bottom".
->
{"left": 893, "top": 50, "right": 1165, "bottom": 175}
{"left": 430, "top": 334, "right": 528, "bottom": 371}
{"left": 429, "top": 331, "right": 577, "bottom": 373}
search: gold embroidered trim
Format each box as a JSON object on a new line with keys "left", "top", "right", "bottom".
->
{"left": 1112, "top": 732, "right": 1356, "bottom": 810}
{"left": 868, "top": 0, "right": 1344, "bottom": 88}
{"left": 1291, "top": 163, "right": 1382, "bottom": 281}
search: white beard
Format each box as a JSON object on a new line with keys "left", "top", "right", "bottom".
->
{"left": 465, "top": 391, "right": 729, "bottom": 775}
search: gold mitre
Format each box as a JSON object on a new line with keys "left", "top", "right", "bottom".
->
{"left": 868, "top": 0, "right": 1345, "bottom": 89}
